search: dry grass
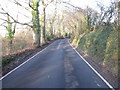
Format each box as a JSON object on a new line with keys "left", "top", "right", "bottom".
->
{"left": 2, "top": 30, "right": 33, "bottom": 56}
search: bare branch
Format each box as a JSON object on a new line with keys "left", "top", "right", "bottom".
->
{"left": 0, "top": 14, "right": 32, "bottom": 28}
{"left": 0, "top": 17, "right": 32, "bottom": 27}
{"left": 29, "top": 0, "right": 38, "bottom": 11}
{"left": 62, "top": 2, "right": 81, "bottom": 10}
{"left": 10, "top": 0, "right": 30, "bottom": 12}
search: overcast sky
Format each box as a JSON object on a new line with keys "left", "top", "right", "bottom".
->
{"left": 70, "top": 0, "right": 112, "bottom": 8}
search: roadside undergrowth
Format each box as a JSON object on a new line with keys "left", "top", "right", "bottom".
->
{"left": 72, "top": 27, "right": 118, "bottom": 77}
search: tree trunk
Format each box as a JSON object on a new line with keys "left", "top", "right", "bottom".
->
{"left": 41, "top": 8, "right": 46, "bottom": 45}
{"left": 31, "top": 1, "right": 41, "bottom": 48}
{"left": 9, "top": 39, "right": 13, "bottom": 53}
{"left": 50, "top": 24, "right": 53, "bottom": 38}
{"left": 43, "top": 8, "right": 46, "bottom": 43}
{"left": 32, "top": 30, "right": 40, "bottom": 47}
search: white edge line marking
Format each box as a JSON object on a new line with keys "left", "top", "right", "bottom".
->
{"left": 68, "top": 40, "right": 115, "bottom": 90}
{"left": 0, "top": 40, "right": 57, "bottom": 80}
{"left": 57, "top": 40, "right": 62, "bottom": 49}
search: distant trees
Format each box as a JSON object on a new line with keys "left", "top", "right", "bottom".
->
{"left": 41, "top": 0, "right": 53, "bottom": 44}
{"left": 49, "top": 6, "right": 57, "bottom": 38}
{"left": 85, "top": 7, "right": 98, "bottom": 31}
{"left": 0, "top": 0, "right": 66, "bottom": 49}
{"left": 117, "top": 1, "right": 120, "bottom": 27}
{"left": 0, "top": 0, "right": 118, "bottom": 58}
{"left": 0, "top": 0, "right": 58, "bottom": 48}
{"left": 61, "top": 0, "right": 118, "bottom": 77}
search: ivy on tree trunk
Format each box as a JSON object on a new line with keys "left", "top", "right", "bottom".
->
{"left": 30, "top": 0, "right": 41, "bottom": 47}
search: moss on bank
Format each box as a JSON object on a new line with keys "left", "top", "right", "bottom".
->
{"left": 72, "top": 27, "right": 118, "bottom": 76}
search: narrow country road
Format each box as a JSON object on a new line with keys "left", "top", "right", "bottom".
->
{"left": 2, "top": 39, "right": 111, "bottom": 88}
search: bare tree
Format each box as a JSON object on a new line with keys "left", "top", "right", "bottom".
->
{"left": 0, "top": 0, "right": 41, "bottom": 48}
{"left": 41, "top": 0, "right": 54, "bottom": 44}
{"left": 29, "top": 0, "right": 41, "bottom": 47}
{"left": 97, "top": 2, "right": 116, "bottom": 28}
{"left": 0, "top": 4, "right": 18, "bottom": 53}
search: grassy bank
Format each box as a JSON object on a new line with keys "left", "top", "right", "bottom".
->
{"left": 72, "top": 27, "right": 118, "bottom": 76}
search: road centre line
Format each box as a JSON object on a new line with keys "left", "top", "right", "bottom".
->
{"left": 57, "top": 40, "right": 62, "bottom": 49}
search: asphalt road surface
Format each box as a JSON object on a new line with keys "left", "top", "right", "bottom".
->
{"left": 2, "top": 39, "right": 112, "bottom": 88}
